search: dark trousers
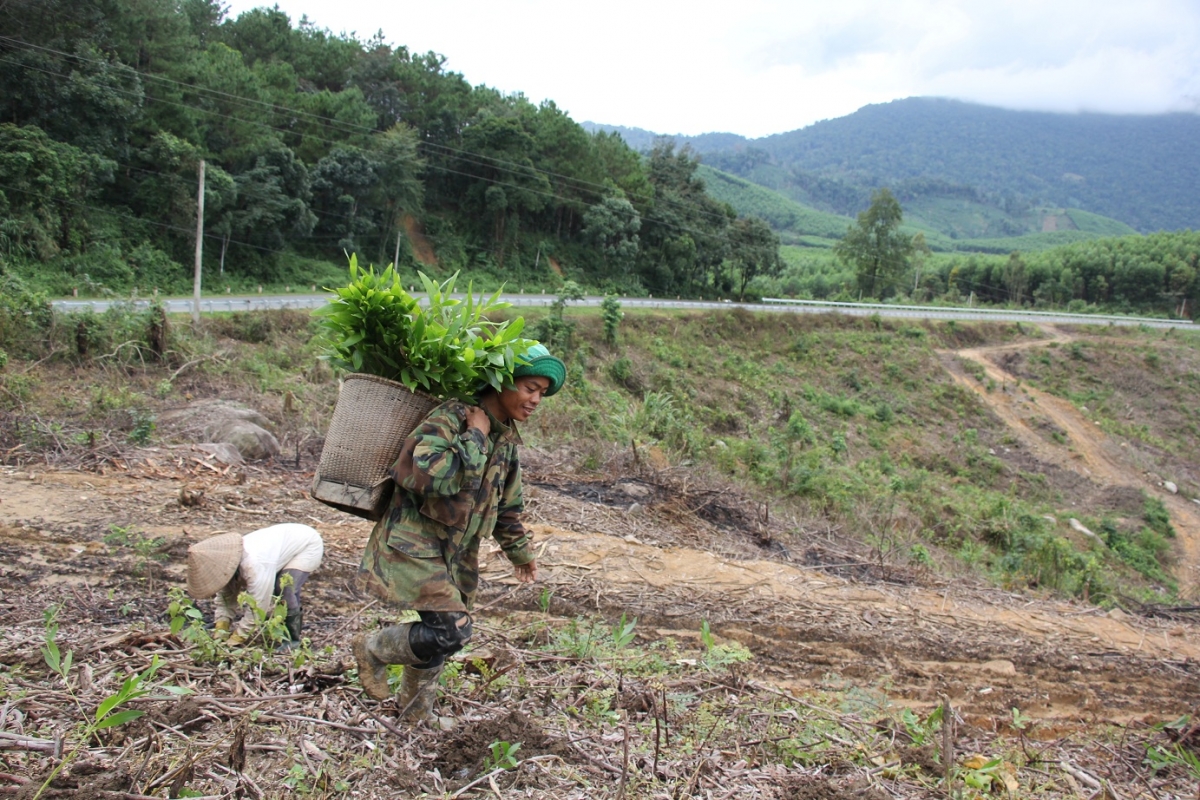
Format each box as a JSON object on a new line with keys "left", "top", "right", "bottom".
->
{"left": 274, "top": 568, "right": 309, "bottom": 612}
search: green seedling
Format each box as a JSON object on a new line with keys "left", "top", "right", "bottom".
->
{"left": 35, "top": 605, "right": 191, "bottom": 800}
{"left": 611, "top": 613, "right": 637, "bottom": 649}
{"left": 484, "top": 740, "right": 522, "bottom": 772}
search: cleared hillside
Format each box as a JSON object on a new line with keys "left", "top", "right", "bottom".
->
{"left": 1, "top": 307, "right": 1199, "bottom": 798}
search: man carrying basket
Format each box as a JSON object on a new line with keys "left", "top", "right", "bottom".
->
{"left": 352, "top": 343, "right": 566, "bottom": 724}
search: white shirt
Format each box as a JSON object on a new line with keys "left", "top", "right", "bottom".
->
{"left": 215, "top": 523, "right": 324, "bottom": 633}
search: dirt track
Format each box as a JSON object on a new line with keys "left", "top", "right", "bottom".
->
{"left": 946, "top": 327, "right": 1200, "bottom": 596}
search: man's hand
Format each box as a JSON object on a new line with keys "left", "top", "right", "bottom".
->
{"left": 465, "top": 406, "right": 490, "bottom": 437}
{"left": 514, "top": 561, "right": 537, "bottom": 584}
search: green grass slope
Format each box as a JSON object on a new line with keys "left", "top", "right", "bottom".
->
{"left": 534, "top": 309, "right": 1196, "bottom": 604}
{"left": 698, "top": 164, "right": 1137, "bottom": 256}
{"left": 696, "top": 165, "right": 850, "bottom": 243}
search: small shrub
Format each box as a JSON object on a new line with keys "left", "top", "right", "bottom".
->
{"left": 127, "top": 410, "right": 156, "bottom": 446}
{"left": 818, "top": 393, "right": 860, "bottom": 417}
{"left": 1144, "top": 496, "right": 1174, "bottom": 538}
{"left": 609, "top": 356, "right": 636, "bottom": 388}
{"left": 600, "top": 294, "right": 622, "bottom": 346}
{"left": 0, "top": 275, "right": 53, "bottom": 358}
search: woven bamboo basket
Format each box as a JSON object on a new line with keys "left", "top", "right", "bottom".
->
{"left": 311, "top": 373, "right": 439, "bottom": 520}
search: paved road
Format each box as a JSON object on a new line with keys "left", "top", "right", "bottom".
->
{"left": 51, "top": 293, "right": 1191, "bottom": 329}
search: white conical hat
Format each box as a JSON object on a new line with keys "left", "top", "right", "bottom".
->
{"left": 186, "top": 533, "right": 244, "bottom": 599}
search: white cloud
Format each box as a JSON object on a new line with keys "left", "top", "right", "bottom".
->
{"left": 222, "top": 0, "right": 1200, "bottom": 137}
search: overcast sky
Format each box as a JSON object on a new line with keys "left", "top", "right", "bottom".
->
{"left": 222, "top": 0, "right": 1200, "bottom": 139}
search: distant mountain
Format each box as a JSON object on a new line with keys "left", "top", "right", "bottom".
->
{"left": 587, "top": 99, "right": 1200, "bottom": 234}
{"left": 581, "top": 123, "right": 747, "bottom": 154}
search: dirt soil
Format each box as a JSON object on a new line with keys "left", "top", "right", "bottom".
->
{"left": 1, "top": 327, "right": 1199, "bottom": 797}
{"left": 945, "top": 325, "right": 1200, "bottom": 595}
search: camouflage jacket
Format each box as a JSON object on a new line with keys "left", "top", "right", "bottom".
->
{"left": 358, "top": 399, "right": 534, "bottom": 612}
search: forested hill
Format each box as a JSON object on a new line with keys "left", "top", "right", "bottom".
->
{"left": 586, "top": 99, "right": 1200, "bottom": 234}
{"left": 0, "top": 0, "right": 778, "bottom": 300}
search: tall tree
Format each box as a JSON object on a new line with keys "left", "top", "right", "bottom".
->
{"left": 367, "top": 123, "right": 425, "bottom": 264}
{"left": 834, "top": 188, "right": 912, "bottom": 299}
{"left": 0, "top": 124, "right": 114, "bottom": 259}
{"left": 310, "top": 145, "right": 381, "bottom": 254}
{"left": 728, "top": 216, "right": 782, "bottom": 300}
{"left": 582, "top": 195, "right": 641, "bottom": 281}
{"left": 637, "top": 140, "right": 732, "bottom": 295}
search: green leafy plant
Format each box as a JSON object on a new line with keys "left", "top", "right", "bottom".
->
{"left": 104, "top": 524, "right": 167, "bottom": 579}
{"left": 698, "top": 619, "right": 753, "bottom": 672}
{"left": 959, "top": 755, "right": 1004, "bottom": 793}
{"left": 315, "top": 256, "right": 535, "bottom": 401}
{"left": 532, "top": 280, "right": 585, "bottom": 351}
{"left": 611, "top": 612, "right": 637, "bottom": 649}
{"left": 483, "top": 740, "right": 522, "bottom": 771}
{"left": 1010, "top": 707, "right": 1033, "bottom": 731}
{"left": 601, "top": 294, "right": 623, "bottom": 346}
{"left": 699, "top": 619, "right": 716, "bottom": 650}
{"left": 237, "top": 587, "right": 294, "bottom": 649}
{"left": 1145, "top": 715, "right": 1200, "bottom": 781}
{"left": 166, "top": 589, "right": 229, "bottom": 664}
{"left": 36, "top": 606, "right": 190, "bottom": 800}
{"left": 899, "top": 705, "right": 943, "bottom": 746}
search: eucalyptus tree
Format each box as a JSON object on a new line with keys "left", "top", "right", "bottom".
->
{"left": 834, "top": 188, "right": 912, "bottom": 299}
{"left": 368, "top": 123, "right": 425, "bottom": 265}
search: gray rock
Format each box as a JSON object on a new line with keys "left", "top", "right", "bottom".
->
{"left": 1162, "top": 480, "right": 1178, "bottom": 494}
{"left": 210, "top": 420, "right": 280, "bottom": 461}
{"left": 158, "top": 400, "right": 279, "bottom": 461}
{"left": 1068, "top": 518, "right": 1097, "bottom": 539}
{"left": 193, "top": 442, "right": 245, "bottom": 465}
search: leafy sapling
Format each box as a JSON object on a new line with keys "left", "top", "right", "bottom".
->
{"left": 611, "top": 613, "right": 637, "bottom": 649}
{"left": 484, "top": 740, "right": 522, "bottom": 772}
{"left": 35, "top": 606, "right": 192, "bottom": 800}
{"left": 601, "top": 294, "right": 623, "bottom": 347}
{"left": 698, "top": 619, "right": 753, "bottom": 671}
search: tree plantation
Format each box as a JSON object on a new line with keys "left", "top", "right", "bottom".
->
{"left": 0, "top": 0, "right": 779, "bottom": 299}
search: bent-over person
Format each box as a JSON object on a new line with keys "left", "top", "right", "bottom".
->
{"left": 186, "top": 523, "right": 324, "bottom": 648}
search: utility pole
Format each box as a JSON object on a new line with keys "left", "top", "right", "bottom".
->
{"left": 192, "top": 159, "right": 205, "bottom": 324}
{"left": 393, "top": 215, "right": 403, "bottom": 268}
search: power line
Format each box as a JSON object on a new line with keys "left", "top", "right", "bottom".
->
{"left": 0, "top": 48, "right": 767, "bottom": 272}
{"left": 0, "top": 35, "right": 748, "bottom": 231}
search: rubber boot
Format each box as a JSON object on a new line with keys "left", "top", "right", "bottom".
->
{"left": 352, "top": 623, "right": 418, "bottom": 701}
{"left": 284, "top": 608, "right": 303, "bottom": 642}
{"left": 397, "top": 663, "right": 443, "bottom": 724}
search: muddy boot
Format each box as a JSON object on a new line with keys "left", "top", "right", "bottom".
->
{"left": 352, "top": 623, "right": 418, "bottom": 701}
{"left": 284, "top": 608, "right": 303, "bottom": 643}
{"left": 397, "top": 663, "right": 443, "bottom": 725}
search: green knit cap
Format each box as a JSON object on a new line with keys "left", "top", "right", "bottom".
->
{"left": 513, "top": 343, "right": 566, "bottom": 396}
